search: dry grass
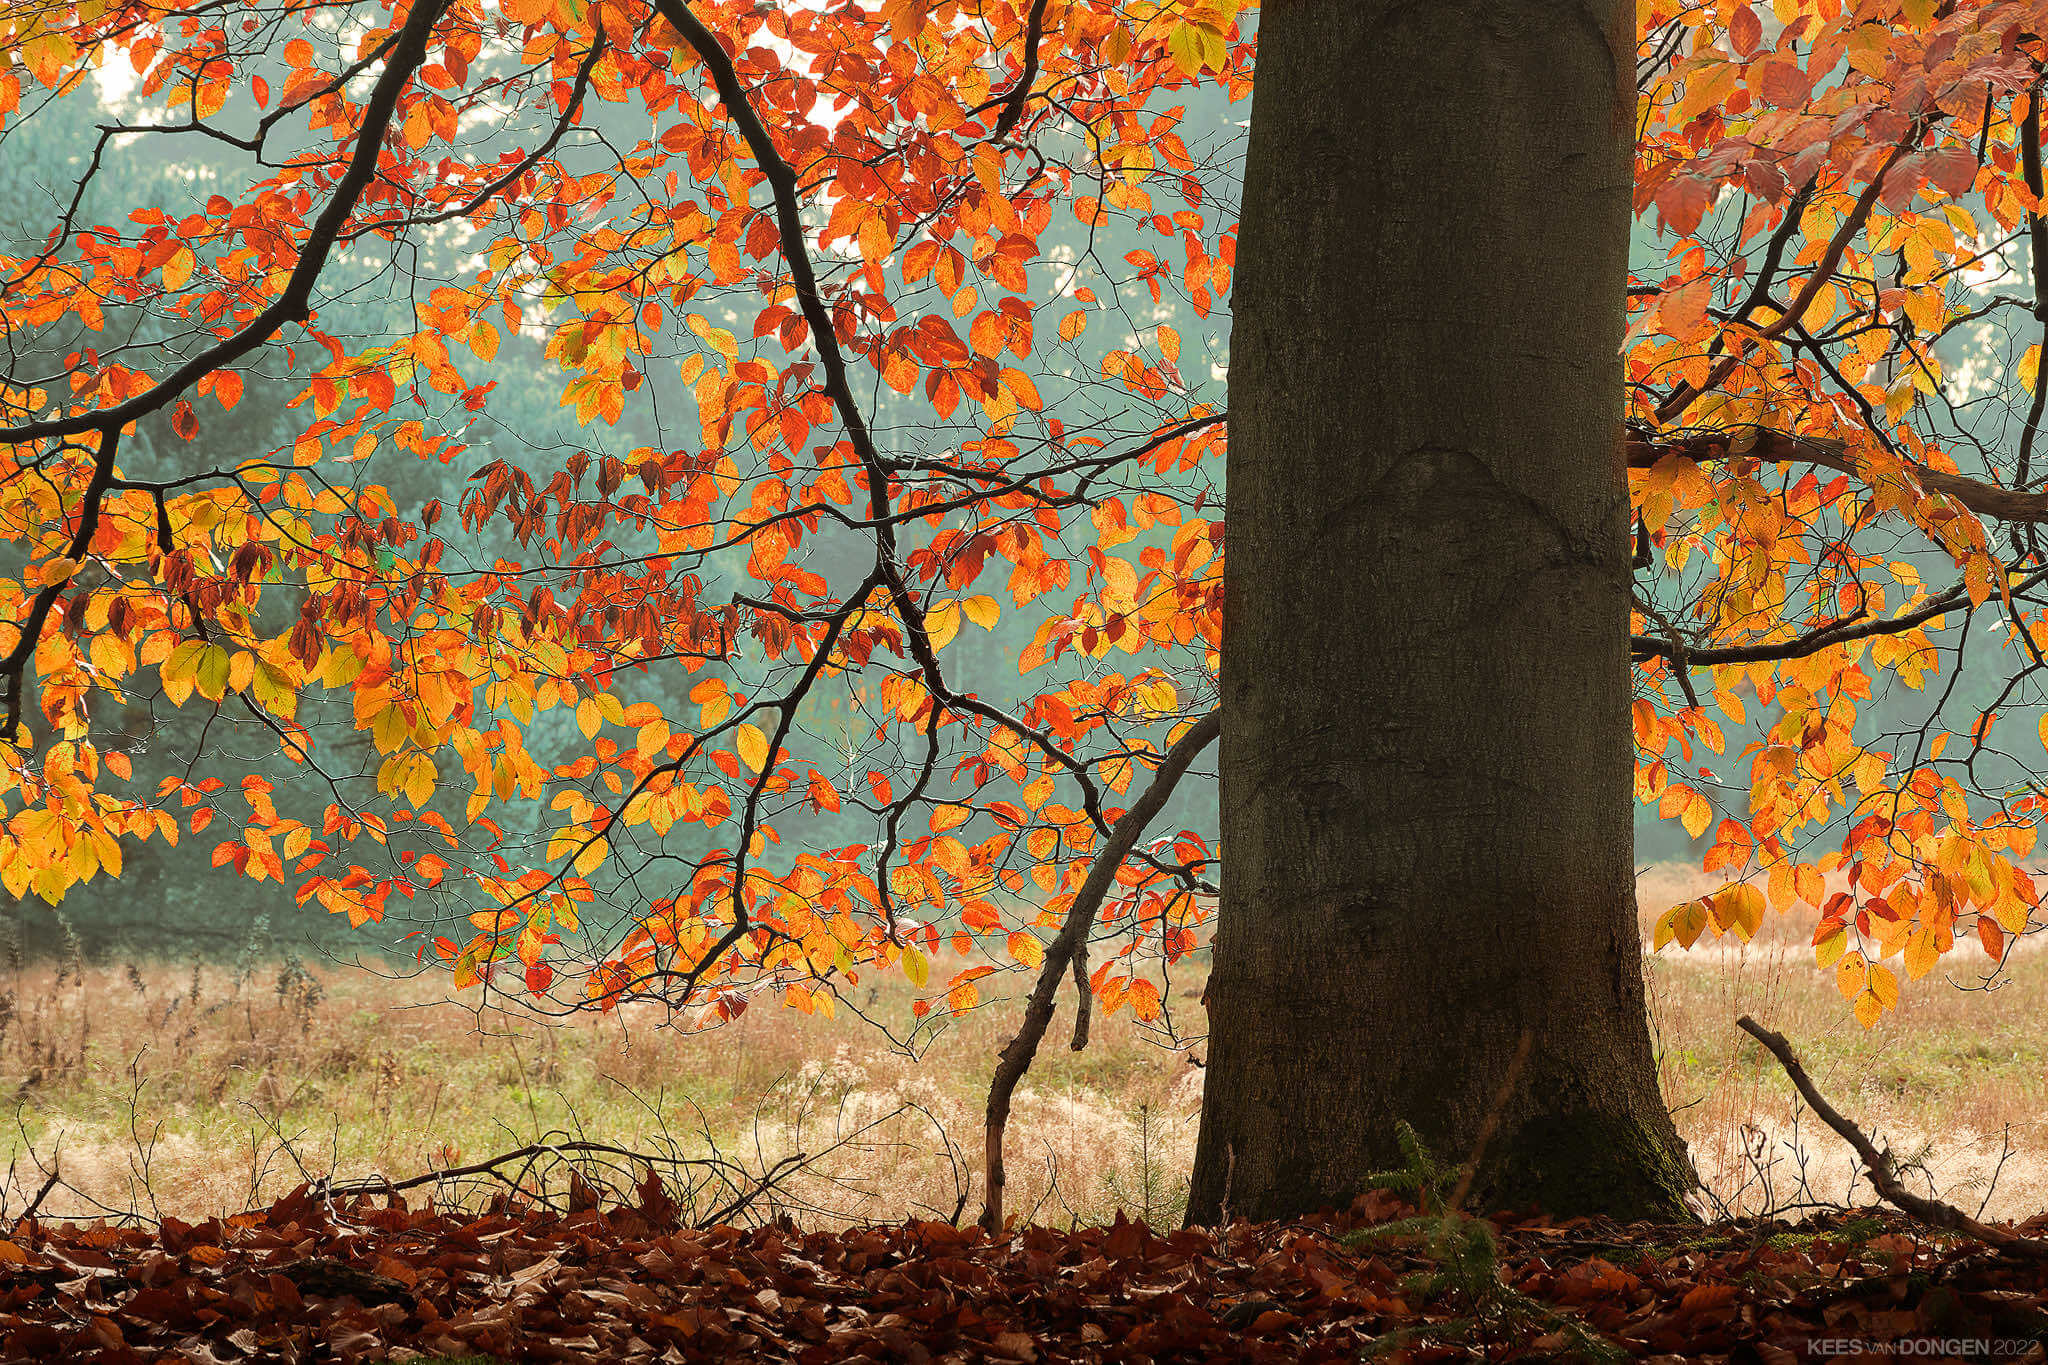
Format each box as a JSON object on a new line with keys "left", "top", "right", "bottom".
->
{"left": 1, "top": 865, "right": 2042, "bottom": 1228}
{"left": 0, "top": 950, "right": 1207, "bottom": 1228}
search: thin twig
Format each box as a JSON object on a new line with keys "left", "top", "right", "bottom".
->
{"left": 18, "top": 1165, "right": 61, "bottom": 1224}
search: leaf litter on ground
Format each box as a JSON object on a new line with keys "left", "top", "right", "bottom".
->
{"left": 6, "top": 1178, "right": 2048, "bottom": 1363}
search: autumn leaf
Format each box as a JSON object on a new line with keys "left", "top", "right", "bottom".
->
{"left": 735, "top": 723, "right": 770, "bottom": 773}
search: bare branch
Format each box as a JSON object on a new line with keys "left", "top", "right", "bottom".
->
{"left": 1740, "top": 1015, "right": 2048, "bottom": 1257}
{"left": 981, "top": 707, "right": 1220, "bottom": 1233}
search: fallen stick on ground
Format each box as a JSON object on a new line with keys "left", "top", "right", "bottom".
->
{"left": 1737, "top": 1014, "right": 2048, "bottom": 1258}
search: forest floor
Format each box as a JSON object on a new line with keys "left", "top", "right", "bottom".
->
{"left": 1, "top": 866, "right": 2045, "bottom": 1229}
{"left": 8, "top": 1180, "right": 2048, "bottom": 1361}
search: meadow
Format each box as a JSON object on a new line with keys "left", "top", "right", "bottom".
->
{"left": 2, "top": 866, "right": 2042, "bottom": 1230}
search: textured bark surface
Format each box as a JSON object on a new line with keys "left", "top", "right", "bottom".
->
{"left": 1187, "top": 1, "right": 1692, "bottom": 1224}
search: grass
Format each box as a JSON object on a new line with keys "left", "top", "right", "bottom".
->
{"left": 1, "top": 861, "right": 2044, "bottom": 1227}
{"left": 0, "top": 944, "right": 1208, "bottom": 1227}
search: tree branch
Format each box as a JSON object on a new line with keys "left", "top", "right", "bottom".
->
{"left": 1655, "top": 136, "right": 1919, "bottom": 425}
{"left": 980, "top": 707, "right": 1220, "bottom": 1232}
{"left": 990, "top": 0, "right": 1049, "bottom": 141}
{"left": 0, "top": 427, "right": 118, "bottom": 740}
{"left": 0, "top": 0, "right": 449, "bottom": 443}
{"left": 1627, "top": 427, "right": 2048, "bottom": 525}
{"left": 1632, "top": 565, "right": 2048, "bottom": 668}
{"left": 1739, "top": 1015, "right": 2048, "bottom": 1257}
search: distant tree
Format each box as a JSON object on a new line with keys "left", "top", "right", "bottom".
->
{"left": 4, "top": 1, "right": 2048, "bottom": 1224}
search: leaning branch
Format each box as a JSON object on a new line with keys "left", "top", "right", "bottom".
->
{"left": 1738, "top": 1015, "right": 2048, "bottom": 1258}
{"left": 0, "top": 428, "right": 117, "bottom": 739}
{"left": 981, "top": 707, "right": 1221, "bottom": 1233}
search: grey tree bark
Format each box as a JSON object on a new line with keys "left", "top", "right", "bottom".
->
{"left": 1186, "top": 1, "right": 1693, "bottom": 1223}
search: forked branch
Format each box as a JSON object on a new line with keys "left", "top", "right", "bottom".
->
{"left": 981, "top": 707, "right": 1220, "bottom": 1232}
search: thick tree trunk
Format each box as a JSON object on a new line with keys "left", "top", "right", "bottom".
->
{"left": 1187, "top": 2, "right": 1692, "bottom": 1224}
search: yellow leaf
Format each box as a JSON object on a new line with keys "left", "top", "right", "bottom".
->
{"left": 1166, "top": 23, "right": 1206, "bottom": 76}
{"left": 962, "top": 595, "right": 1000, "bottom": 630}
{"left": 635, "top": 719, "right": 671, "bottom": 759}
{"left": 19, "top": 29, "right": 78, "bottom": 87}
{"left": 736, "top": 722, "right": 770, "bottom": 773}
{"left": 1836, "top": 950, "right": 1866, "bottom": 1001}
{"left": 691, "top": 678, "right": 731, "bottom": 728}
{"left": 194, "top": 644, "right": 232, "bottom": 702}
{"left": 403, "top": 753, "right": 436, "bottom": 809}
{"left": 925, "top": 600, "right": 960, "bottom": 650}
{"left": 1814, "top": 926, "right": 1848, "bottom": 969}
{"left": 378, "top": 752, "right": 438, "bottom": 809}
{"left": 1657, "top": 898, "right": 1708, "bottom": 950}
{"left": 1710, "top": 882, "right": 1764, "bottom": 941}
{"left": 370, "top": 704, "right": 408, "bottom": 753}
{"left": 1997, "top": 894, "right": 2032, "bottom": 934}
{"left": 1007, "top": 930, "right": 1044, "bottom": 968}
{"left": 160, "top": 639, "right": 207, "bottom": 707}
{"left": 1903, "top": 928, "right": 1939, "bottom": 980}
{"left": 1680, "top": 789, "right": 1711, "bottom": 840}
{"left": 163, "top": 246, "right": 195, "bottom": 292}
{"left": 902, "top": 946, "right": 930, "bottom": 988}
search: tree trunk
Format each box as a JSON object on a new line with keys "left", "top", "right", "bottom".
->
{"left": 1187, "top": 1, "right": 1692, "bottom": 1224}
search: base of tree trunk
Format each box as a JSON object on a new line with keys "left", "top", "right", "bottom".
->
{"left": 1481, "top": 1090, "right": 1695, "bottom": 1222}
{"left": 1185, "top": 995, "right": 1696, "bottom": 1226}
{"left": 1185, "top": 874, "right": 1694, "bottom": 1226}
